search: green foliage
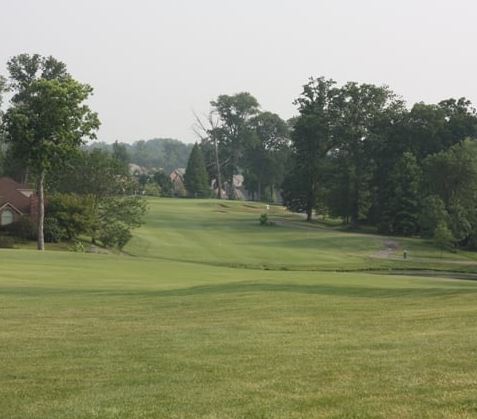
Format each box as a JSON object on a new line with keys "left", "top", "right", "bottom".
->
{"left": 258, "top": 213, "right": 274, "bottom": 226}
{"left": 243, "top": 112, "right": 290, "bottom": 201}
{"left": 112, "top": 140, "right": 129, "bottom": 168}
{"left": 87, "top": 138, "right": 193, "bottom": 174}
{"left": 283, "top": 77, "right": 340, "bottom": 221}
{"left": 0, "top": 234, "right": 15, "bottom": 248}
{"left": 2, "top": 216, "right": 36, "bottom": 241}
{"left": 44, "top": 216, "right": 66, "bottom": 243}
{"left": 419, "top": 195, "right": 448, "bottom": 238}
{"left": 152, "top": 171, "right": 174, "bottom": 197}
{"left": 209, "top": 92, "right": 260, "bottom": 198}
{"left": 143, "top": 182, "right": 161, "bottom": 197}
{"left": 98, "top": 221, "right": 132, "bottom": 250}
{"left": 3, "top": 64, "right": 99, "bottom": 175}
{"left": 2, "top": 54, "right": 100, "bottom": 250}
{"left": 381, "top": 153, "right": 421, "bottom": 235}
{"left": 46, "top": 193, "right": 95, "bottom": 241}
{"left": 184, "top": 143, "right": 210, "bottom": 198}
{"left": 97, "top": 196, "right": 147, "bottom": 249}
{"left": 422, "top": 139, "right": 477, "bottom": 246}
{"left": 433, "top": 222, "right": 456, "bottom": 252}
{"left": 70, "top": 240, "right": 86, "bottom": 253}
{"left": 49, "top": 149, "right": 133, "bottom": 197}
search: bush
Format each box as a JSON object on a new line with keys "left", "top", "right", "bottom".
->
{"left": 433, "top": 222, "right": 456, "bottom": 253}
{"left": 144, "top": 183, "right": 161, "bottom": 197}
{"left": 70, "top": 240, "right": 86, "bottom": 252}
{"left": 259, "top": 213, "right": 274, "bottom": 226}
{"left": 3, "top": 216, "right": 36, "bottom": 241}
{"left": 44, "top": 217, "right": 67, "bottom": 243}
{"left": 47, "top": 193, "right": 95, "bottom": 241}
{"left": 99, "top": 221, "right": 132, "bottom": 250}
{"left": 0, "top": 235, "right": 15, "bottom": 248}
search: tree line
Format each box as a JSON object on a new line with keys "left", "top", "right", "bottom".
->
{"left": 86, "top": 138, "right": 193, "bottom": 174}
{"left": 190, "top": 78, "right": 477, "bottom": 250}
{"left": 2, "top": 53, "right": 477, "bottom": 251}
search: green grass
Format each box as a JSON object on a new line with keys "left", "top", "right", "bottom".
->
{"left": 126, "top": 199, "right": 477, "bottom": 272}
{"left": 1, "top": 198, "right": 477, "bottom": 418}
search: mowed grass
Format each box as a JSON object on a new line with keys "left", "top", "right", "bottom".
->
{"left": 125, "top": 199, "right": 385, "bottom": 270}
{"left": 126, "top": 199, "right": 477, "bottom": 272}
{"left": 1, "top": 198, "right": 477, "bottom": 418}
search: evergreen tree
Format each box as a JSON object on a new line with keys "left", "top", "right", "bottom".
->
{"left": 184, "top": 143, "right": 210, "bottom": 198}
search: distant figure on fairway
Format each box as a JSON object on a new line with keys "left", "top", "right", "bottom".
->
{"left": 403, "top": 250, "right": 408, "bottom": 260}
{"left": 266, "top": 204, "right": 270, "bottom": 211}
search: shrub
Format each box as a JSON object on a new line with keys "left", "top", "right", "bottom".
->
{"left": 47, "top": 193, "right": 95, "bottom": 241}
{"left": 259, "top": 213, "right": 274, "bottom": 226}
{"left": 98, "top": 221, "right": 132, "bottom": 250}
{"left": 4, "top": 216, "right": 36, "bottom": 241}
{"left": 144, "top": 183, "right": 161, "bottom": 197}
{"left": 0, "top": 235, "right": 15, "bottom": 248}
{"left": 433, "top": 222, "right": 456, "bottom": 253}
{"left": 70, "top": 240, "right": 86, "bottom": 252}
{"left": 44, "top": 217, "right": 67, "bottom": 243}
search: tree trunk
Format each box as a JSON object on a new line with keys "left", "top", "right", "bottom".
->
{"left": 214, "top": 138, "right": 222, "bottom": 199}
{"left": 306, "top": 207, "right": 312, "bottom": 222}
{"left": 257, "top": 180, "right": 262, "bottom": 202}
{"left": 37, "top": 170, "right": 45, "bottom": 251}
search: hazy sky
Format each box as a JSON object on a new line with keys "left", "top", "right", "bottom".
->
{"left": 1, "top": 0, "right": 476, "bottom": 143}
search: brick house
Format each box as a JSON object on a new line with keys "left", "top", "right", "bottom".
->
{"left": 169, "top": 168, "right": 186, "bottom": 196}
{"left": 0, "top": 177, "right": 39, "bottom": 226}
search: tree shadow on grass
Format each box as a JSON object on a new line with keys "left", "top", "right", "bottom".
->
{"left": 154, "top": 282, "right": 477, "bottom": 299}
{"left": 3, "top": 281, "right": 477, "bottom": 300}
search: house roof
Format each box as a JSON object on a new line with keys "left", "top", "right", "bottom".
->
{"left": 0, "top": 177, "right": 34, "bottom": 215}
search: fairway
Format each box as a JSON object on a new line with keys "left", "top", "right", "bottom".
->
{"left": 1, "top": 199, "right": 477, "bottom": 418}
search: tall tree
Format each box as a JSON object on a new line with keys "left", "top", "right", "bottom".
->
{"left": 283, "top": 78, "right": 340, "bottom": 221}
{"left": 243, "top": 112, "right": 290, "bottom": 201}
{"left": 380, "top": 152, "right": 421, "bottom": 235}
{"left": 210, "top": 92, "right": 260, "bottom": 199}
{"left": 112, "top": 140, "right": 130, "bottom": 170}
{"left": 184, "top": 143, "right": 210, "bottom": 198}
{"left": 331, "top": 82, "right": 401, "bottom": 226}
{"left": 422, "top": 139, "right": 477, "bottom": 246}
{"left": 2, "top": 54, "right": 99, "bottom": 250}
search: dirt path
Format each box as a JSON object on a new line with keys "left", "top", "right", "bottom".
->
{"left": 373, "top": 240, "right": 400, "bottom": 259}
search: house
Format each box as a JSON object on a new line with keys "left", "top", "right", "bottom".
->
{"left": 212, "top": 175, "right": 250, "bottom": 200}
{"left": 169, "top": 168, "right": 186, "bottom": 196}
{"left": 0, "top": 177, "right": 38, "bottom": 226}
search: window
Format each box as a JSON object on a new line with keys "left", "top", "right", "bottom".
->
{"left": 1, "top": 209, "right": 14, "bottom": 226}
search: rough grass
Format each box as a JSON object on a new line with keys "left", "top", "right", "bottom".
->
{"left": 1, "top": 198, "right": 477, "bottom": 418}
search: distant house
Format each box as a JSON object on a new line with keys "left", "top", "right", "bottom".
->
{"left": 212, "top": 175, "right": 250, "bottom": 200}
{"left": 169, "top": 168, "right": 186, "bottom": 196}
{"left": 128, "top": 163, "right": 149, "bottom": 177}
{"left": 0, "top": 177, "right": 38, "bottom": 226}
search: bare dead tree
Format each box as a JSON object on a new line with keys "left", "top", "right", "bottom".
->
{"left": 192, "top": 110, "right": 224, "bottom": 199}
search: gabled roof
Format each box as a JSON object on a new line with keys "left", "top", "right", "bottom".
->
{"left": 0, "top": 202, "right": 24, "bottom": 215}
{"left": 0, "top": 177, "right": 34, "bottom": 214}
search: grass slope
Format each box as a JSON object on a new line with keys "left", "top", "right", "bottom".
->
{"left": 1, "top": 199, "right": 477, "bottom": 418}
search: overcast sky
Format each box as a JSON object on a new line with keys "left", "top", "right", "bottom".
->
{"left": 1, "top": 0, "right": 476, "bottom": 143}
